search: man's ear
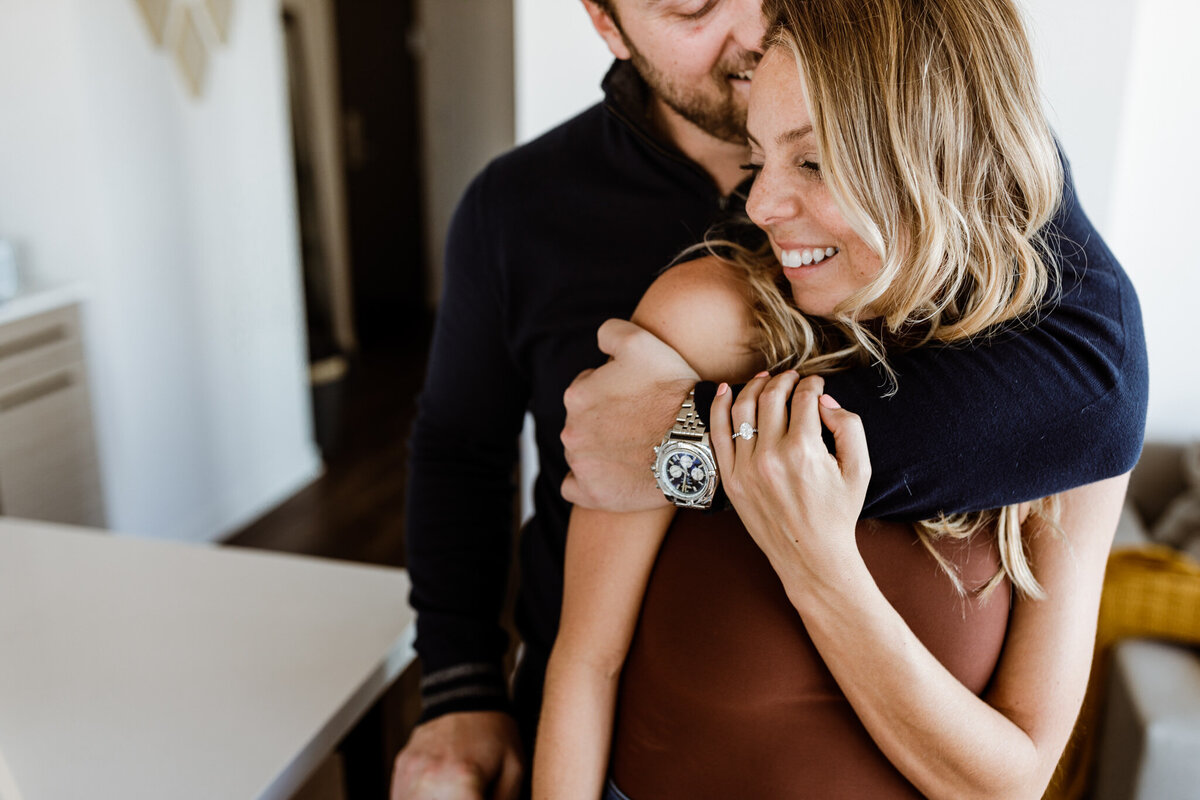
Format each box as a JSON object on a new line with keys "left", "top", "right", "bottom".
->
{"left": 581, "top": 0, "right": 632, "bottom": 60}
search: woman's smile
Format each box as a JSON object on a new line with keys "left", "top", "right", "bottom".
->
{"left": 777, "top": 245, "right": 840, "bottom": 268}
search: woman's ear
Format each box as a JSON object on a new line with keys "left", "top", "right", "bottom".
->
{"left": 581, "top": 0, "right": 632, "bottom": 61}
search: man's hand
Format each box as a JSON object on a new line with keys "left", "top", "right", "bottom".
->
{"left": 390, "top": 711, "right": 523, "bottom": 800}
{"left": 561, "top": 319, "right": 699, "bottom": 511}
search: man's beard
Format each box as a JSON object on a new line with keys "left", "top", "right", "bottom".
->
{"left": 624, "top": 38, "right": 756, "bottom": 145}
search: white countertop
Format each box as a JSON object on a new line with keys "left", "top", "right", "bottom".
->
{"left": 0, "top": 518, "right": 415, "bottom": 800}
{"left": 0, "top": 284, "right": 88, "bottom": 327}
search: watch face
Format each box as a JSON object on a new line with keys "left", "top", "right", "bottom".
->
{"left": 658, "top": 444, "right": 712, "bottom": 499}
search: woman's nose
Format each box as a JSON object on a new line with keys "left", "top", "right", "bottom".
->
{"left": 746, "top": 167, "right": 801, "bottom": 229}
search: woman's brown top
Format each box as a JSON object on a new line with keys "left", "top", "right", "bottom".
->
{"left": 610, "top": 510, "right": 1011, "bottom": 799}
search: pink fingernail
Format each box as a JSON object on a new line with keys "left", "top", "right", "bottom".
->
{"left": 819, "top": 394, "right": 841, "bottom": 409}
{"left": 716, "top": 382, "right": 729, "bottom": 396}
{"left": 754, "top": 370, "right": 769, "bottom": 378}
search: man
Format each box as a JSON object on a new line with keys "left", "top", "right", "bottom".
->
{"left": 392, "top": 1, "right": 1146, "bottom": 798}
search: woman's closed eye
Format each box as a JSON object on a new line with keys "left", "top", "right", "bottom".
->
{"left": 738, "top": 160, "right": 821, "bottom": 178}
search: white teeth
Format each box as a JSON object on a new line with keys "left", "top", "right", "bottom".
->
{"left": 734, "top": 69, "right": 755, "bottom": 80}
{"left": 780, "top": 247, "right": 839, "bottom": 268}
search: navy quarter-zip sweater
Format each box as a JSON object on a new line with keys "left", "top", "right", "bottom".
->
{"left": 405, "top": 61, "right": 1148, "bottom": 727}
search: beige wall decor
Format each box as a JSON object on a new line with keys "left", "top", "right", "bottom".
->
{"left": 130, "top": 0, "right": 236, "bottom": 99}
{"left": 133, "top": 0, "right": 173, "bottom": 45}
{"left": 203, "top": 0, "right": 234, "bottom": 43}
{"left": 175, "top": 5, "right": 209, "bottom": 97}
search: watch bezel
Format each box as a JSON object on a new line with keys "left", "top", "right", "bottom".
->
{"left": 653, "top": 439, "right": 718, "bottom": 508}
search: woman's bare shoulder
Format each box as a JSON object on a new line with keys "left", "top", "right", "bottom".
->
{"left": 631, "top": 255, "right": 764, "bottom": 383}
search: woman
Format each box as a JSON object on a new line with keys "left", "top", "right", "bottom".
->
{"left": 534, "top": 0, "right": 1127, "bottom": 798}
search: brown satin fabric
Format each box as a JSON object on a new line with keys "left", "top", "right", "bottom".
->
{"left": 610, "top": 510, "right": 1011, "bottom": 800}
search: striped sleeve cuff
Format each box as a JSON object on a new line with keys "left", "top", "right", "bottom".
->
{"left": 418, "top": 662, "right": 513, "bottom": 723}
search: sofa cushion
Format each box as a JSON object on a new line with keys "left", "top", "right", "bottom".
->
{"left": 1150, "top": 443, "right": 1200, "bottom": 561}
{"left": 1129, "top": 442, "right": 1190, "bottom": 528}
{"left": 1094, "top": 639, "right": 1200, "bottom": 800}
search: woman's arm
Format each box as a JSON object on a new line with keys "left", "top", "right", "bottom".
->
{"left": 711, "top": 375, "right": 1128, "bottom": 799}
{"left": 533, "top": 505, "right": 673, "bottom": 800}
{"left": 535, "top": 257, "right": 763, "bottom": 799}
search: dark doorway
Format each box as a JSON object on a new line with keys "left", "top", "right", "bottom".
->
{"left": 335, "top": 0, "right": 428, "bottom": 347}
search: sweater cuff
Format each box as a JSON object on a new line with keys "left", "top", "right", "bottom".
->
{"left": 417, "top": 662, "right": 514, "bottom": 723}
{"left": 692, "top": 380, "right": 718, "bottom": 428}
{"left": 693, "top": 380, "right": 737, "bottom": 513}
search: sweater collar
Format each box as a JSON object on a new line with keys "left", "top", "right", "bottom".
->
{"left": 601, "top": 60, "right": 701, "bottom": 170}
{"left": 601, "top": 61, "right": 657, "bottom": 135}
{"left": 600, "top": 59, "right": 754, "bottom": 203}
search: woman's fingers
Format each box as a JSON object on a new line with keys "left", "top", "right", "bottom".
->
{"left": 710, "top": 382, "right": 735, "bottom": 475}
{"left": 788, "top": 375, "right": 826, "bottom": 447}
{"left": 712, "top": 371, "right": 771, "bottom": 491}
{"left": 731, "top": 371, "right": 771, "bottom": 460}
{"left": 817, "top": 394, "right": 872, "bottom": 488}
{"left": 756, "top": 371, "right": 800, "bottom": 443}
{"left": 712, "top": 374, "right": 870, "bottom": 504}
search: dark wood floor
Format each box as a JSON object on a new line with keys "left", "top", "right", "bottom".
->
{"left": 224, "top": 337, "right": 431, "bottom": 567}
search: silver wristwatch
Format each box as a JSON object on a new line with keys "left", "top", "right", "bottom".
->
{"left": 652, "top": 389, "right": 719, "bottom": 509}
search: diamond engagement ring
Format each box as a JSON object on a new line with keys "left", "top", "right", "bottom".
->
{"left": 733, "top": 422, "right": 757, "bottom": 440}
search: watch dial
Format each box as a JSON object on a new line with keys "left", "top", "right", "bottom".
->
{"left": 665, "top": 451, "right": 708, "bottom": 497}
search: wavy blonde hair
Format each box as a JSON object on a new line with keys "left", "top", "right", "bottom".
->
{"left": 715, "top": 0, "right": 1065, "bottom": 598}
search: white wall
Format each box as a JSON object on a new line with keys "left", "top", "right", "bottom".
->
{"left": 1022, "top": 0, "right": 1140, "bottom": 232}
{"left": 0, "top": 1, "right": 102, "bottom": 291}
{"left": 513, "top": 0, "right": 1200, "bottom": 443}
{"left": 514, "top": 0, "right": 611, "bottom": 143}
{"left": 1106, "top": 0, "right": 1200, "bottom": 441}
{"left": 0, "top": 0, "right": 320, "bottom": 542}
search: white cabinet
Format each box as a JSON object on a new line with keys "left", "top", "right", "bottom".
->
{"left": 0, "top": 301, "right": 105, "bottom": 526}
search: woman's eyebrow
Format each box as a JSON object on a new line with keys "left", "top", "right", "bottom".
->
{"left": 746, "top": 125, "right": 815, "bottom": 149}
{"left": 779, "top": 124, "right": 814, "bottom": 145}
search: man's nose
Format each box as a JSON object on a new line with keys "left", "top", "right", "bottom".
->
{"left": 733, "top": 0, "right": 770, "bottom": 54}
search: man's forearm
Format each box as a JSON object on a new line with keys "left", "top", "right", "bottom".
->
{"left": 710, "top": 154, "right": 1144, "bottom": 518}
{"left": 694, "top": 324, "right": 1143, "bottom": 520}
{"left": 406, "top": 413, "right": 522, "bottom": 720}
{"left": 406, "top": 164, "right": 533, "bottom": 720}
{"left": 691, "top": 235, "right": 1146, "bottom": 521}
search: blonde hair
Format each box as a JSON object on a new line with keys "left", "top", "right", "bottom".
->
{"left": 717, "top": 0, "right": 1064, "bottom": 598}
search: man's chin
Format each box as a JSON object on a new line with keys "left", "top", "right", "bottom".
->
{"left": 655, "top": 83, "right": 747, "bottom": 145}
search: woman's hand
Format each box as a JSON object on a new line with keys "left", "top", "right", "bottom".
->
{"left": 710, "top": 372, "right": 873, "bottom": 594}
